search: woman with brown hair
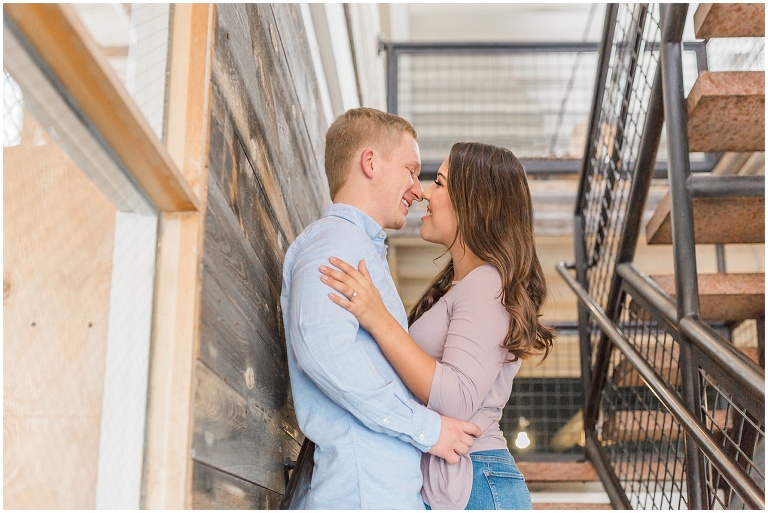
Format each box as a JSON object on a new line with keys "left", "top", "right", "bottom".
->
{"left": 319, "top": 141, "right": 554, "bottom": 510}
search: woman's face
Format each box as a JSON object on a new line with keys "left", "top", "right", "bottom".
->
{"left": 420, "top": 157, "right": 459, "bottom": 248}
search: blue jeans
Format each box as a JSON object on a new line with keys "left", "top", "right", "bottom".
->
{"left": 465, "top": 449, "right": 532, "bottom": 510}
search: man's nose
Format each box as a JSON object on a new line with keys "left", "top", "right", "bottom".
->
{"left": 410, "top": 179, "right": 424, "bottom": 201}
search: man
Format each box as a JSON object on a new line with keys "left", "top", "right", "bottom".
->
{"left": 281, "top": 108, "right": 480, "bottom": 509}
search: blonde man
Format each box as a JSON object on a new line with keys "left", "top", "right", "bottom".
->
{"left": 281, "top": 108, "right": 480, "bottom": 509}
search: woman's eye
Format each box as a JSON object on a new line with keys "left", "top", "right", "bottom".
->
{"left": 434, "top": 179, "right": 441, "bottom": 186}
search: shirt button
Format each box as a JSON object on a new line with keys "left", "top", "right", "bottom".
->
{"left": 418, "top": 433, "right": 425, "bottom": 441}
{"left": 382, "top": 418, "right": 389, "bottom": 425}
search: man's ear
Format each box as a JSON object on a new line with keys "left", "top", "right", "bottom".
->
{"left": 360, "top": 148, "right": 375, "bottom": 179}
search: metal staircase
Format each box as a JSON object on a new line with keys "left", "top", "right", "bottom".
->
{"left": 559, "top": 3, "right": 764, "bottom": 509}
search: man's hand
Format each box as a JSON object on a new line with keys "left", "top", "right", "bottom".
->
{"left": 428, "top": 415, "right": 482, "bottom": 464}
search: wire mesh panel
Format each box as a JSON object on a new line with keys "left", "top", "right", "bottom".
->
{"left": 581, "top": 4, "right": 662, "bottom": 314}
{"left": 598, "top": 292, "right": 689, "bottom": 509}
{"left": 395, "top": 46, "right": 599, "bottom": 165}
{"left": 579, "top": 4, "right": 700, "bottom": 363}
{"left": 72, "top": 3, "right": 172, "bottom": 140}
{"left": 593, "top": 283, "right": 766, "bottom": 510}
{"left": 502, "top": 330, "right": 584, "bottom": 457}
{"left": 698, "top": 363, "right": 765, "bottom": 509}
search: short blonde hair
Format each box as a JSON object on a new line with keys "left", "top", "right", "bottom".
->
{"left": 325, "top": 108, "right": 417, "bottom": 198}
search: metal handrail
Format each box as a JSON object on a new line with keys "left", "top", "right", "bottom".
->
{"left": 567, "top": 2, "right": 765, "bottom": 509}
{"left": 618, "top": 263, "right": 765, "bottom": 403}
{"left": 557, "top": 261, "right": 766, "bottom": 510}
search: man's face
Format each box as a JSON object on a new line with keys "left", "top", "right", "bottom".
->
{"left": 377, "top": 133, "right": 423, "bottom": 230}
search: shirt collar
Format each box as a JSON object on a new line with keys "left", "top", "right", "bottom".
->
{"left": 322, "top": 203, "right": 388, "bottom": 243}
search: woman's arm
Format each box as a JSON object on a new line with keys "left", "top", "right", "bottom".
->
{"left": 320, "top": 257, "right": 435, "bottom": 404}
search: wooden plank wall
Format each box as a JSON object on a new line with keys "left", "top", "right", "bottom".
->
{"left": 191, "top": 4, "right": 329, "bottom": 508}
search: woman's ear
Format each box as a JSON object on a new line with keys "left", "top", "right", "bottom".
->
{"left": 360, "top": 148, "right": 375, "bottom": 179}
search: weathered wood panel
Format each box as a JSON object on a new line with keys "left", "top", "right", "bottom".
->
{"left": 200, "top": 182, "right": 296, "bottom": 428}
{"left": 192, "top": 3, "right": 330, "bottom": 507}
{"left": 191, "top": 461, "right": 282, "bottom": 509}
{"left": 270, "top": 4, "right": 328, "bottom": 172}
{"left": 213, "top": 4, "right": 328, "bottom": 232}
{"left": 191, "top": 362, "right": 301, "bottom": 495}
{"left": 207, "top": 101, "right": 287, "bottom": 291}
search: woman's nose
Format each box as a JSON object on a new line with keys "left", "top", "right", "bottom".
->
{"left": 423, "top": 183, "right": 435, "bottom": 200}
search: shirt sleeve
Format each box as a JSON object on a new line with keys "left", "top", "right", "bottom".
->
{"left": 287, "top": 225, "right": 441, "bottom": 451}
{"left": 427, "top": 267, "right": 511, "bottom": 421}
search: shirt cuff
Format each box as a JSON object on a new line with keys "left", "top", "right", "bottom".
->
{"left": 410, "top": 404, "right": 441, "bottom": 452}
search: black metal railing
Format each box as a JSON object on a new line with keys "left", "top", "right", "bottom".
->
{"left": 562, "top": 3, "right": 765, "bottom": 509}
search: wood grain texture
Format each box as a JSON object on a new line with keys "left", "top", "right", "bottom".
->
{"left": 191, "top": 4, "right": 330, "bottom": 506}
{"left": 269, "top": 4, "right": 329, "bottom": 173}
{"left": 4, "top": 134, "right": 115, "bottom": 507}
{"left": 4, "top": 4, "right": 199, "bottom": 212}
{"left": 144, "top": 6, "right": 215, "bottom": 507}
{"left": 199, "top": 186, "right": 297, "bottom": 428}
{"left": 191, "top": 461, "right": 282, "bottom": 509}
{"left": 207, "top": 106, "right": 287, "bottom": 292}
{"left": 191, "top": 362, "right": 301, "bottom": 495}
{"left": 213, "top": 4, "right": 329, "bottom": 234}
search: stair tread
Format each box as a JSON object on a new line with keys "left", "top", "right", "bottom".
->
{"left": 694, "top": 3, "right": 765, "bottom": 38}
{"left": 646, "top": 191, "right": 765, "bottom": 245}
{"left": 518, "top": 461, "right": 599, "bottom": 482}
{"left": 534, "top": 503, "right": 612, "bottom": 510}
{"left": 687, "top": 71, "right": 765, "bottom": 152}
{"left": 649, "top": 273, "right": 765, "bottom": 321}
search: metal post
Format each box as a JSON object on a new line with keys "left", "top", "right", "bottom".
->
{"left": 574, "top": 4, "right": 618, "bottom": 430}
{"left": 575, "top": 4, "right": 619, "bottom": 208}
{"left": 659, "top": 3, "right": 706, "bottom": 509}
{"left": 574, "top": 218, "right": 593, "bottom": 418}
{"left": 385, "top": 43, "right": 398, "bottom": 114}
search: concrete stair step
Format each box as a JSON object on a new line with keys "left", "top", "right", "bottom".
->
{"left": 694, "top": 3, "right": 765, "bottom": 39}
{"left": 649, "top": 273, "right": 765, "bottom": 322}
{"left": 603, "top": 410, "right": 730, "bottom": 442}
{"left": 687, "top": 71, "right": 764, "bottom": 153}
{"left": 646, "top": 193, "right": 764, "bottom": 245}
{"left": 523, "top": 463, "right": 612, "bottom": 510}
{"left": 518, "top": 461, "right": 599, "bottom": 482}
{"left": 534, "top": 502, "right": 612, "bottom": 510}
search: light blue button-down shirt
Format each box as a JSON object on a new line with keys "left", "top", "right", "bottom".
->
{"left": 281, "top": 203, "right": 442, "bottom": 509}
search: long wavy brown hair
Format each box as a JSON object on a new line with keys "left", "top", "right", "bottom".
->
{"left": 408, "top": 142, "right": 554, "bottom": 362}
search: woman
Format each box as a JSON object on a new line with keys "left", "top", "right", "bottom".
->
{"left": 319, "top": 142, "right": 554, "bottom": 510}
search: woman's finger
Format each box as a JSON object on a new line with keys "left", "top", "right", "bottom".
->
{"left": 358, "top": 260, "right": 372, "bottom": 282}
{"left": 321, "top": 275, "right": 358, "bottom": 300}
{"left": 328, "top": 292, "right": 353, "bottom": 310}
{"left": 329, "top": 256, "right": 363, "bottom": 279}
{"left": 320, "top": 264, "right": 359, "bottom": 288}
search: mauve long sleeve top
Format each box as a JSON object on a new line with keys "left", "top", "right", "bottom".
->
{"left": 410, "top": 264, "right": 522, "bottom": 509}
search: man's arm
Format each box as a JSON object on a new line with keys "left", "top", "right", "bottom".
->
{"left": 286, "top": 228, "right": 479, "bottom": 458}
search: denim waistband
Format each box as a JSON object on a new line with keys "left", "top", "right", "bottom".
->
{"left": 469, "top": 449, "right": 515, "bottom": 464}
